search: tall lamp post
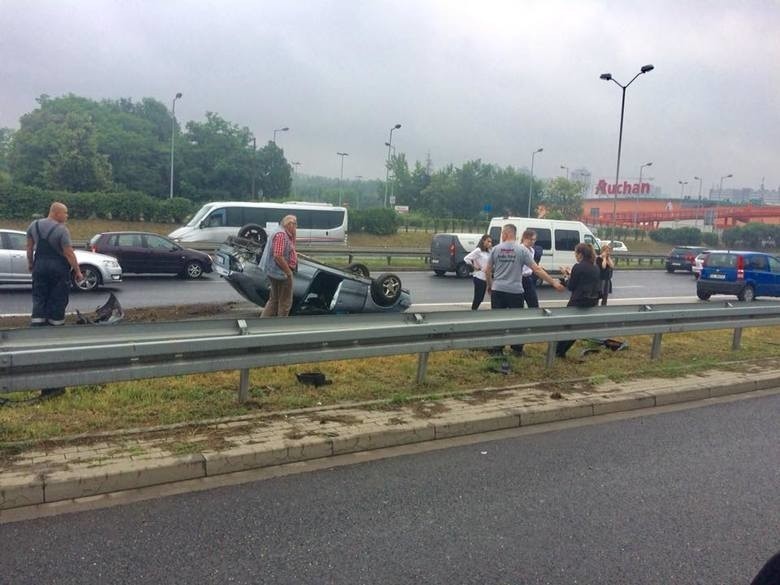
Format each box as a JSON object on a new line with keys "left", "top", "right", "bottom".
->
{"left": 249, "top": 136, "right": 257, "bottom": 199}
{"left": 169, "top": 92, "right": 182, "bottom": 199}
{"left": 693, "top": 176, "right": 703, "bottom": 227}
{"left": 273, "top": 126, "right": 289, "bottom": 144}
{"left": 560, "top": 165, "right": 569, "bottom": 180}
{"left": 527, "top": 147, "right": 543, "bottom": 217}
{"left": 384, "top": 123, "right": 401, "bottom": 208}
{"left": 678, "top": 180, "right": 688, "bottom": 197}
{"left": 719, "top": 173, "right": 733, "bottom": 200}
{"left": 336, "top": 152, "right": 349, "bottom": 206}
{"left": 633, "top": 161, "right": 653, "bottom": 229}
{"left": 600, "top": 64, "right": 654, "bottom": 226}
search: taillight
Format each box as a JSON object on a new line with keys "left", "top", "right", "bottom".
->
{"left": 449, "top": 243, "right": 456, "bottom": 256}
{"left": 91, "top": 245, "right": 97, "bottom": 253}
{"left": 736, "top": 255, "right": 744, "bottom": 280}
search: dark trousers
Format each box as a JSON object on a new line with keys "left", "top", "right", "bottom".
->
{"left": 31, "top": 258, "right": 71, "bottom": 325}
{"left": 490, "top": 289, "right": 525, "bottom": 354}
{"left": 599, "top": 279, "right": 611, "bottom": 306}
{"left": 471, "top": 277, "right": 487, "bottom": 310}
{"left": 522, "top": 276, "right": 539, "bottom": 308}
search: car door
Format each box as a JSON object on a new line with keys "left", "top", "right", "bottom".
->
{"left": 0, "top": 231, "right": 32, "bottom": 282}
{"left": 114, "top": 233, "right": 146, "bottom": 273}
{"left": 143, "top": 234, "right": 183, "bottom": 274}
{"left": 769, "top": 257, "right": 780, "bottom": 296}
{"left": 746, "top": 254, "right": 772, "bottom": 296}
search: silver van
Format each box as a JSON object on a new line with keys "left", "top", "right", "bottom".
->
{"left": 430, "top": 233, "right": 483, "bottom": 278}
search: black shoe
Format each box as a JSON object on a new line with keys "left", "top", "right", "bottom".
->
{"left": 40, "top": 388, "right": 65, "bottom": 399}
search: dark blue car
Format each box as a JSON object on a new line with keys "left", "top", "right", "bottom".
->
{"left": 696, "top": 250, "right": 780, "bottom": 301}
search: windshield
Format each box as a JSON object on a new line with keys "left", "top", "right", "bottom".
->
{"left": 186, "top": 204, "right": 215, "bottom": 227}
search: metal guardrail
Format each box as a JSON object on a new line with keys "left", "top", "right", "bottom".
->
{"left": 2, "top": 302, "right": 778, "bottom": 401}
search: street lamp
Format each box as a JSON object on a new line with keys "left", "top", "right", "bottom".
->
{"left": 336, "top": 152, "right": 349, "bottom": 206}
{"left": 249, "top": 136, "right": 257, "bottom": 199}
{"left": 633, "top": 161, "right": 653, "bottom": 229}
{"left": 678, "top": 180, "right": 689, "bottom": 197}
{"left": 273, "top": 127, "right": 289, "bottom": 144}
{"left": 527, "top": 147, "right": 543, "bottom": 217}
{"left": 384, "top": 123, "right": 401, "bottom": 208}
{"left": 694, "top": 176, "right": 703, "bottom": 227}
{"left": 600, "top": 64, "right": 655, "bottom": 226}
{"left": 169, "top": 92, "right": 182, "bottom": 199}
{"left": 560, "top": 165, "right": 569, "bottom": 180}
{"left": 719, "top": 173, "right": 733, "bottom": 200}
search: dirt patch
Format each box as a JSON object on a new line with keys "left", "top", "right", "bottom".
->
{"left": 409, "top": 401, "right": 450, "bottom": 419}
{"left": 456, "top": 389, "right": 515, "bottom": 405}
{"left": 306, "top": 414, "right": 362, "bottom": 426}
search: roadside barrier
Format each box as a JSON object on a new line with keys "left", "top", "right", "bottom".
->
{"left": 2, "top": 302, "right": 778, "bottom": 402}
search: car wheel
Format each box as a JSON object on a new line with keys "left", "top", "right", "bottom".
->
{"left": 74, "top": 265, "right": 100, "bottom": 292}
{"left": 346, "top": 263, "right": 370, "bottom": 278}
{"left": 697, "top": 291, "right": 711, "bottom": 301}
{"left": 737, "top": 285, "right": 755, "bottom": 302}
{"left": 184, "top": 261, "right": 204, "bottom": 279}
{"left": 370, "top": 273, "right": 402, "bottom": 306}
{"left": 237, "top": 224, "right": 268, "bottom": 248}
{"left": 666, "top": 266, "right": 675, "bottom": 273}
{"left": 455, "top": 262, "right": 471, "bottom": 279}
{"left": 433, "top": 270, "right": 446, "bottom": 277}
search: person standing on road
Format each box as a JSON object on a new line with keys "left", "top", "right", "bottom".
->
{"left": 261, "top": 215, "right": 298, "bottom": 318}
{"left": 555, "top": 243, "right": 601, "bottom": 359}
{"left": 520, "top": 229, "right": 543, "bottom": 309}
{"left": 596, "top": 243, "right": 615, "bottom": 306}
{"left": 26, "top": 202, "right": 83, "bottom": 327}
{"left": 486, "top": 224, "right": 564, "bottom": 356}
{"left": 463, "top": 234, "right": 493, "bottom": 310}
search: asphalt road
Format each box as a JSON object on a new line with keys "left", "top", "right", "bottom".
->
{"left": 0, "top": 269, "right": 701, "bottom": 315}
{"left": 2, "top": 393, "right": 778, "bottom": 584}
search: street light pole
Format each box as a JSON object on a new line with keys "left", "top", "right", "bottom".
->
{"left": 249, "top": 136, "right": 257, "bottom": 199}
{"left": 169, "top": 92, "right": 182, "bottom": 199}
{"left": 384, "top": 123, "right": 401, "bottom": 208}
{"left": 678, "top": 180, "right": 688, "bottom": 197}
{"left": 633, "top": 161, "right": 653, "bottom": 229}
{"left": 527, "top": 147, "right": 543, "bottom": 217}
{"left": 694, "top": 176, "right": 703, "bottom": 227}
{"left": 719, "top": 173, "right": 733, "bottom": 200}
{"left": 273, "top": 126, "right": 289, "bottom": 144}
{"left": 600, "top": 64, "right": 654, "bottom": 227}
{"left": 336, "top": 152, "right": 349, "bottom": 206}
{"left": 560, "top": 165, "right": 569, "bottom": 180}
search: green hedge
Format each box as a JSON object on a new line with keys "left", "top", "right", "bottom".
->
{"left": 349, "top": 208, "right": 401, "bottom": 235}
{"left": 0, "top": 182, "right": 194, "bottom": 223}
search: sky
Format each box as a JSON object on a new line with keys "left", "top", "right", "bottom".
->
{"left": 1, "top": 0, "right": 779, "bottom": 198}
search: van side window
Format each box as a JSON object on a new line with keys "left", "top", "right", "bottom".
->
{"left": 310, "top": 210, "right": 345, "bottom": 229}
{"left": 489, "top": 227, "right": 501, "bottom": 242}
{"left": 555, "top": 229, "right": 579, "bottom": 251}
{"left": 226, "top": 208, "right": 244, "bottom": 227}
{"left": 244, "top": 208, "right": 267, "bottom": 225}
{"left": 205, "top": 209, "right": 226, "bottom": 227}
{"left": 531, "top": 228, "right": 551, "bottom": 251}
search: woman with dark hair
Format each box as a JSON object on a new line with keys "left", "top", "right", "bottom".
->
{"left": 556, "top": 243, "right": 601, "bottom": 358}
{"left": 597, "top": 243, "right": 615, "bottom": 305}
{"left": 463, "top": 234, "right": 493, "bottom": 310}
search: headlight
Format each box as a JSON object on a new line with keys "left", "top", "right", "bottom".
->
{"left": 102, "top": 260, "right": 121, "bottom": 269}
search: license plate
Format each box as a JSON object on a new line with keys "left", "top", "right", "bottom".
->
{"left": 431, "top": 258, "right": 439, "bottom": 264}
{"left": 671, "top": 262, "right": 681, "bottom": 266}
{"left": 709, "top": 274, "right": 726, "bottom": 279}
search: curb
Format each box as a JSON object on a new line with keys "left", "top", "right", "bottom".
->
{"left": 2, "top": 370, "right": 779, "bottom": 513}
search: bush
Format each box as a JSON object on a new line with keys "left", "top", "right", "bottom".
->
{"left": 350, "top": 208, "right": 401, "bottom": 235}
{"left": 649, "top": 226, "right": 702, "bottom": 245}
{"left": 701, "top": 232, "right": 719, "bottom": 247}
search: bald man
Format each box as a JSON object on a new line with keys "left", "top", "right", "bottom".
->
{"left": 26, "top": 202, "right": 83, "bottom": 327}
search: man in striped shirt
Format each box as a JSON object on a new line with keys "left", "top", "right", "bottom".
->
{"left": 261, "top": 215, "right": 298, "bottom": 317}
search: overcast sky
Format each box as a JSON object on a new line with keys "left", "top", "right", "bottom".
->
{"left": 1, "top": 0, "right": 778, "bottom": 197}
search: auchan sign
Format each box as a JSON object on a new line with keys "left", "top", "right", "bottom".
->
{"left": 595, "top": 179, "right": 650, "bottom": 195}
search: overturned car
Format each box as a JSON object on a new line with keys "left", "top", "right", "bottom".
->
{"left": 214, "top": 224, "right": 412, "bottom": 315}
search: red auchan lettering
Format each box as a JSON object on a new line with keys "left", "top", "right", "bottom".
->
{"left": 595, "top": 179, "right": 650, "bottom": 195}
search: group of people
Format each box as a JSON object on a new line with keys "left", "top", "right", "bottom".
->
{"left": 463, "top": 224, "right": 615, "bottom": 358}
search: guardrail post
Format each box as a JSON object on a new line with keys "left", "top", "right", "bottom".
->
{"left": 545, "top": 342, "right": 556, "bottom": 368}
{"left": 238, "top": 369, "right": 250, "bottom": 402}
{"left": 732, "top": 328, "right": 743, "bottom": 350}
{"left": 387, "top": 255, "right": 392, "bottom": 266}
{"left": 650, "top": 333, "right": 663, "bottom": 359}
{"left": 416, "top": 352, "right": 429, "bottom": 384}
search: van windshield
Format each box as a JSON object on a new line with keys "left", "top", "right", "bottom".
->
{"left": 186, "top": 204, "right": 215, "bottom": 227}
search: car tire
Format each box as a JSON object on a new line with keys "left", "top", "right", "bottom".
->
{"left": 370, "top": 273, "right": 402, "bottom": 306}
{"left": 697, "top": 291, "right": 711, "bottom": 301}
{"left": 666, "top": 266, "right": 675, "bottom": 273}
{"left": 74, "top": 265, "right": 100, "bottom": 292}
{"left": 237, "top": 224, "right": 268, "bottom": 248}
{"left": 737, "top": 285, "right": 755, "bottom": 302}
{"left": 346, "top": 263, "right": 370, "bottom": 278}
{"left": 184, "top": 260, "right": 204, "bottom": 279}
{"left": 433, "top": 270, "right": 446, "bottom": 277}
{"left": 455, "top": 262, "right": 471, "bottom": 279}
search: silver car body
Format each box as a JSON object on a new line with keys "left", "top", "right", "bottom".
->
{"left": 0, "top": 229, "right": 122, "bottom": 291}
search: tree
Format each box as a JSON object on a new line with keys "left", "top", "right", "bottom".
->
{"left": 541, "top": 177, "right": 585, "bottom": 220}
{"left": 256, "top": 141, "right": 292, "bottom": 200}
{"left": 0, "top": 127, "right": 13, "bottom": 173}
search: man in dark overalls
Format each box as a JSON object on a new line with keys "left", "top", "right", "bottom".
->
{"left": 25, "top": 202, "right": 83, "bottom": 397}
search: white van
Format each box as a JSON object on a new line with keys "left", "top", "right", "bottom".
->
{"left": 169, "top": 201, "right": 348, "bottom": 245}
{"left": 487, "top": 217, "right": 600, "bottom": 275}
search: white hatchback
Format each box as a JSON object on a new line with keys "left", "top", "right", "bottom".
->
{"left": 0, "top": 228, "right": 122, "bottom": 292}
{"left": 599, "top": 240, "right": 629, "bottom": 253}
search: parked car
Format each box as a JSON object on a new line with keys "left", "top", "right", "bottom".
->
{"left": 665, "top": 246, "right": 708, "bottom": 273}
{"left": 89, "top": 232, "right": 213, "bottom": 278}
{"left": 430, "top": 233, "right": 483, "bottom": 278}
{"left": 696, "top": 250, "right": 780, "bottom": 301}
{"left": 599, "top": 240, "right": 629, "bottom": 253}
{"left": 214, "top": 225, "right": 412, "bottom": 315}
{"left": 692, "top": 251, "right": 710, "bottom": 279}
{"left": 0, "top": 228, "right": 122, "bottom": 292}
